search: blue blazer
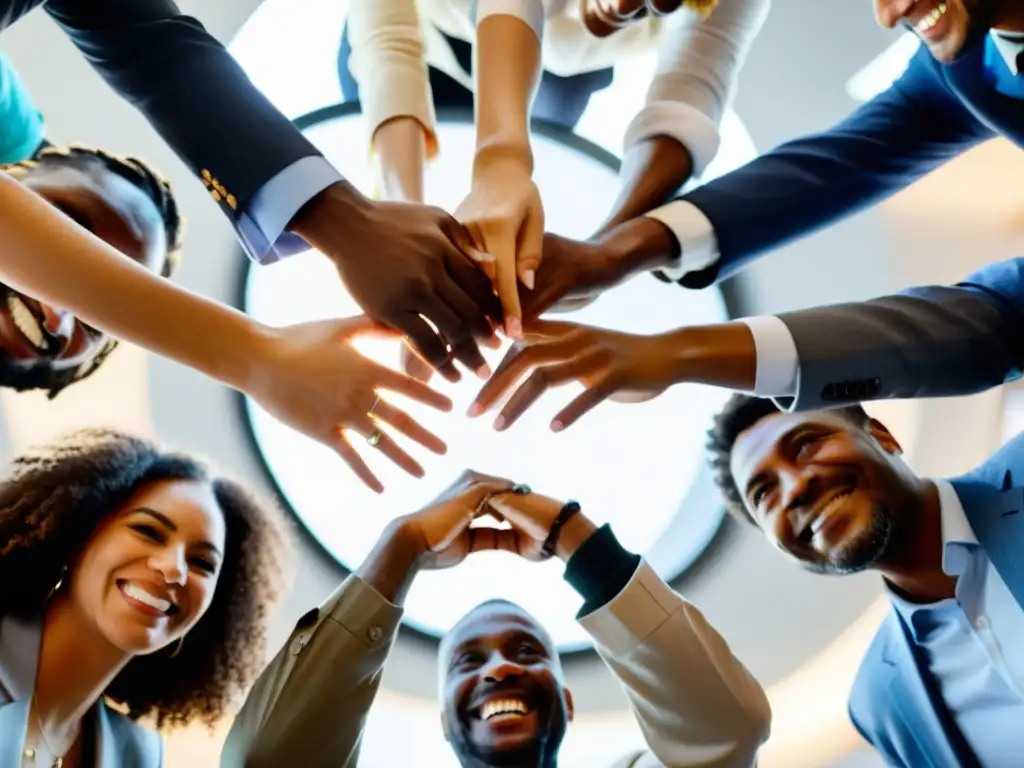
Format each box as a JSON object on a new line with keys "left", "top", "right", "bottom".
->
{"left": 0, "top": 614, "right": 163, "bottom": 768}
{"left": 668, "top": 34, "right": 1023, "bottom": 288}
{"left": 848, "top": 437, "right": 1024, "bottom": 768}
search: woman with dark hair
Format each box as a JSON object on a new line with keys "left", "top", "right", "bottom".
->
{"left": 0, "top": 428, "right": 291, "bottom": 768}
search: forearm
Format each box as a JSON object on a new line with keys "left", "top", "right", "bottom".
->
{"left": 0, "top": 174, "right": 267, "bottom": 390}
{"left": 661, "top": 322, "right": 758, "bottom": 392}
{"left": 473, "top": 13, "right": 542, "bottom": 171}
{"left": 596, "top": 137, "right": 694, "bottom": 238}
{"left": 373, "top": 116, "right": 427, "bottom": 203}
{"left": 355, "top": 521, "right": 424, "bottom": 605}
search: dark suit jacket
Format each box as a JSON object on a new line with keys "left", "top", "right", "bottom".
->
{"left": 849, "top": 436, "right": 1024, "bottom": 768}
{"left": 772, "top": 257, "right": 1024, "bottom": 411}
{"left": 663, "top": 35, "right": 1019, "bottom": 288}
{"left": 1, "top": 0, "right": 319, "bottom": 223}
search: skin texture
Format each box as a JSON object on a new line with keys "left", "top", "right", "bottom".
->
{"left": 0, "top": 156, "right": 167, "bottom": 392}
{"left": 440, "top": 602, "right": 573, "bottom": 768}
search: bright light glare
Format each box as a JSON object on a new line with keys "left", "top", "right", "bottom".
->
{"left": 846, "top": 33, "right": 920, "bottom": 102}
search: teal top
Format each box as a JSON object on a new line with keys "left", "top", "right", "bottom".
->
{"left": 0, "top": 51, "right": 44, "bottom": 164}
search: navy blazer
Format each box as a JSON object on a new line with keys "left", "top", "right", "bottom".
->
{"left": 0, "top": 0, "right": 319, "bottom": 228}
{"left": 849, "top": 436, "right": 1024, "bottom": 768}
{"left": 668, "top": 34, "right": 1021, "bottom": 288}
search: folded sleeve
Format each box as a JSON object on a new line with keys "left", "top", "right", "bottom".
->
{"left": 624, "top": 0, "right": 769, "bottom": 177}
{"left": 220, "top": 576, "right": 403, "bottom": 768}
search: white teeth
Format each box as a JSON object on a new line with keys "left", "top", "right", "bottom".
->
{"left": 810, "top": 492, "right": 852, "bottom": 535}
{"left": 7, "top": 296, "right": 46, "bottom": 350}
{"left": 481, "top": 698, "right": 529, "bottom": 721}
{"left": 123, "top": 582, "right": 172, "bottom": 613}
{"left": 916, "top": 2, "right": 947, "bottom": 32}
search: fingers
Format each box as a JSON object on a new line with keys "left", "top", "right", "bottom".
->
{"left": 369, "top": 398, "right": 447, "bottom": 455}
{"left": 400, "top": 342, "right": 435, "bottom": 383}
{"left": 551, "top": 377, "right": 618, "bottom": 431}
{"left": 493, "top": 351, "right": 607, "bottom": 431}
{"left": 378, "top": 364, "right": 453, "bottom": 412}
{"left": 433, "top": 284, "right": 494, "bottom": 379}
{"left": 516, "top": 204, "right": 544, "bottom": 292}
{"left": 395, "top": 312, "right": 460, "bottom": 383}
{"left": 466, "top": 526, "right": 520, "bottom": 556}
{"left": 489, "top": 236, "right": 523, "bottom": 340}
{"left": 332, "top": 430, "right": 384, "bottom": 494}
{"left": 444, "top": 237, "right": 503, "bottom": 323}
{"left": 469, "top": 335, "right": 585, "bottom": 417}
{"left": 352, "top": 422, "right": 425, "bottom": 479}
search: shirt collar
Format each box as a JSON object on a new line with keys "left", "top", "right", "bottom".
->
{"left": 991, "top": 30, "right": 1024, "bottom": 75}
{"left": 886, "top": 480, "right": 978, "bottom": 628}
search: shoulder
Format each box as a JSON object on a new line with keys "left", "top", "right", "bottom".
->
{"left": 104, "top": 707, "right": 164, "bottom": 767}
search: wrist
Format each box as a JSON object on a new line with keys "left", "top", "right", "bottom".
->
{"left": 660, "top": 323, "right": 757, "bottom": 391}
{"left": 355, "top": 520, "right": 424, "bottom": 605}
{"left": 597, "top": 216, "right": 681, "bottom": 275}
{"left": 473, "top": 141, "right": 534, "bottom": 177}
{"left": 287, "top": 180, "right": 375, "bottom": 255}
{"left": 227, "top": 320, "right": 280, "bottom": 395}
{"left": 555, "top": 513, "right": 598, "bottom": 562}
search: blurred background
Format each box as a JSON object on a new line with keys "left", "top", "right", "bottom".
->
{"left": 3, "top": 0, "right": 1024, "bottom": 765}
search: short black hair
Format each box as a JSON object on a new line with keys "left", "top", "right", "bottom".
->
{"left": 12, "top": 143, "right": 184, "bottom": 278}
{"left": 706, "top": 394, "right": 871, "bottom": 525}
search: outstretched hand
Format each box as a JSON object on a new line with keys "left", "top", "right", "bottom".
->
{"left": 244, "top": 316, "right": 453, "bottom": 493}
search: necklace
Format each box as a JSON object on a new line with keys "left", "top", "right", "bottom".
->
{"left": 22, "top": 698, "right": 70, "bottom": 768}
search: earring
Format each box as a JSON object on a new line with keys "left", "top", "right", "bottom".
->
{"left": 168, "top": 636, "right": 184, "bottom": 659}
{"left": 45, "top": 566, "right": 67, "bottom": 602}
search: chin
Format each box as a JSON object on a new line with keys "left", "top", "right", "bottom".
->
{"left": 101, "top": 623, "right": 169, "bottom": 655}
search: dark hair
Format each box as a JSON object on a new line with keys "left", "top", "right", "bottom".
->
{"left": 12, "top": 143, "right": 184, "bottom": 278}
{"left": 0, "top": 429, "right": 291, "bottom": 730}
{"left": 706, "top": 394, "right": 871, "bottom": 524}
{"left": 1, "top": 144, "right": 185, "bottom": 399}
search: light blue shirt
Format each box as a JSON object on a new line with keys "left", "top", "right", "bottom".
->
{"left": 239, "top": 156, "right": 343, "bottom": 265}
{"left": 888, "top": 480, "right": 1024, "bottom": 766}
{"left": 0, "top": 51, "right": 44, "bottom": 165}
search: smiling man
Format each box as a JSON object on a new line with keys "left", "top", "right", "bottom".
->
{"left": 709, "top": 394, "right": 1024, "bottom": 767}
{"left": 0, "top": 144, "right": 181, "bottom": 397}
{"left": 223, "top": 472, "right": 770, "bottom": 768}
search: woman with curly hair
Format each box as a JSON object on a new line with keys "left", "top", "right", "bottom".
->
{"left": 0, "top": 428, "right": 291, "bottom": 768}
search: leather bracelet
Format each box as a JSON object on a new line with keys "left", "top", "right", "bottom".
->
{"left": 541, "top": 501, "right": 581, "bottom": 559}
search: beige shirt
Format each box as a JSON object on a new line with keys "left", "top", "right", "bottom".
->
{"left": 346, "top": 0, "right": 769, "bottom": 175}
{"left": 221, "top": 561, "right": 771, "bottom": 767}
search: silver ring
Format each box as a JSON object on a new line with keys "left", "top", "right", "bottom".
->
{"left": 366, "top": 429, "right": 383, "bottom": 448}
{"left": 369, "top": 395, "right": 381, "bottom": 417}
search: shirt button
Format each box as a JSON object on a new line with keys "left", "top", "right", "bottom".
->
{"left": 368, "top": 626, "right": 382, "bottom": 642}
{"left": 290, "top": 634, "right": 309, "bottom": 655}
{"left": 975, "top": 616, "right": 989, "bottom": 630}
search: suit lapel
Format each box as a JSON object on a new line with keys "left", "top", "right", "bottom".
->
{"left": 955, "top": 473, "right": 1024, "bottom": 611}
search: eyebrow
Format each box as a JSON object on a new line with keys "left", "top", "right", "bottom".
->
{"left": 129, "top": 507, "right": 222, "bottom": 556}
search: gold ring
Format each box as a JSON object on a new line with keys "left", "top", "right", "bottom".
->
{"left": 366, "top": 429, "right": 383, "bottom": 448}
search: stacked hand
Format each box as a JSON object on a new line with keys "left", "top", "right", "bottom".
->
{"left": 455, "top": 150, "right": 545, "bottom": 340}
{"left": 470, "top": 319, "right": 686, "bottom": 431}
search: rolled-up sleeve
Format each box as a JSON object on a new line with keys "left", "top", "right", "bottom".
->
{"left": 471, "top": 0, "right": 549, "bottom": 42}
{"left": 347, "top": 0, "right": 439, "bottom": 159}
{"left": 625, "top": 0, "right": 769, "bottom": 177}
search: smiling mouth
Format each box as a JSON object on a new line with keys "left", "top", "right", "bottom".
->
{"left": 799, "top": 489, "right": 854, "bottom": 543}
{"left": 477, "top": 697, "right": 533, "bottom": 724}
{"left": 915, "top": 2, "right": 947, "bottom": 33}
{"left": 117, "top": 579, "right": 179, "bottom": 617}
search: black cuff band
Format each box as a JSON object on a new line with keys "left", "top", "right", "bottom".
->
{"left": 541, "top": 501, "right": 581, "bottom": 559}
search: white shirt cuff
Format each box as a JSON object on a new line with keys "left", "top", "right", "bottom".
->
{"left": 623, "top": 101, "right": 722, "bottom": 179}
{"left": 741, "top": 316, "right": 800, "bottom": 397}
{"left": 471, "top": 0, "right": 545, "bottom": 42}
{"left": 644, "top": 200, "right": 719, "bottom": 281}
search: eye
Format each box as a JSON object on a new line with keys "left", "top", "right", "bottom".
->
{"left": 751, "top": 487, "right": 767, "bottom": 507}
{"left": 131, "top": 523, "right": 164, "bottom": 542}
{"left": 794, "top": 434, "right": 821, "bottom": 458}
{"left": 517, "top": 643, "right": 541, "bottom": 658}
{"left": 189, "top": 556, "right": 218, "bottom": 574}
{"left": 456, "top": 651, "right": 482, "bottom": 668}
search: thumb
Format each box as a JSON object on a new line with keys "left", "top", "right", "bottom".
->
{"left": 485, "top": 494, "right": 549, "bottom": 540}
{"left": 450, "top": 222, "right": 496, "bottom": 266}
{"left": 516, "top": 206, "right": 545, "bottom": 292}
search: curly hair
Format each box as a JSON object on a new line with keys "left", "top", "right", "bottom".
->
{"left": 706, "top": 394, "right": 870, "bottom": 525}
{"left": 0, "top": 429, "right": 292, "bottom": 730}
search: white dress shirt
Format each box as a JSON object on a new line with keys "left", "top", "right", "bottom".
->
{"left": 886, "top": 480, "right": 1024, "bottom": 766}
{"left": 346, "top": 0, "right": 768, "bottom": 174}
{"left": 661, "top": 32, "right": 1024, "bottom": 398}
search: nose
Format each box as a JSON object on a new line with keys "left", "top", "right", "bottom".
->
{"left": 778, "top": 468, "right": 821, "bottom": 528}
{"left": 874, "top": 0, "right": 900, "bottom": 29}
{"left": 150, "top": 545, "right": 187, "bottom": 587}
{"left": 481, "top": 652, "right": 524, "bottom": 684}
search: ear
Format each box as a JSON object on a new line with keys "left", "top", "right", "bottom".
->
{"left": 867, "top": 418, "right": 903, "bottom": 455}
{"left": 440, "top": 711, "right": 449, "bottom": 740}
{"left": 563, "top": 687, "right": 574, "bottom": 723}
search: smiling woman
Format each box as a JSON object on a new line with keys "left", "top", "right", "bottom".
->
{"left": 0, "top": 429, "right": 290, "bottom": 767}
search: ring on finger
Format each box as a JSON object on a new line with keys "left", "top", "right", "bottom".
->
{"left": 366, "top": 429, "right": 384, "bottom": 448}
